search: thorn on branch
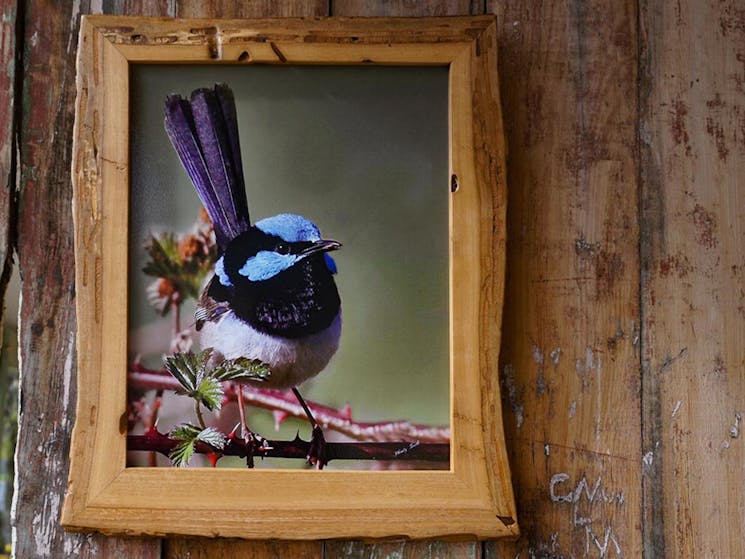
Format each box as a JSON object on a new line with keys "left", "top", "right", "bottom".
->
{"left": 128, "top": 431, "right": 449, "bottom": 466}
{"left": 129, "top": 366, "right": 451, "bottom": 444}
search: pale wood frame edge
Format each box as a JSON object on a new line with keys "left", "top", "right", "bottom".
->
{"left": 62, "top": 14, "right": 517, "bottom": 541}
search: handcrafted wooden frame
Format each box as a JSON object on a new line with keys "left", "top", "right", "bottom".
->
{"left": 62, "top": 15, "right": 516, "bottom": 540}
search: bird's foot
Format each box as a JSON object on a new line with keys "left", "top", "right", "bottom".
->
{"left": 242, "top": 429, "right": 272, "bottom": 469}
{"left": 307, "top": 425, "right": 327, "bottom": 470}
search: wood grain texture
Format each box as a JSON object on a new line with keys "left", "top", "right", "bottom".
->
{"left": 0, "top": 1, "right": 16, "bottom": 550}
{"left": 487, "top": 1, "right": 642, "bottom": 557}
{"left": 103, "top": 0, "right": 176, "bottom": 17}
{"left": 0, "top": 0, "right": 15, "bottom": 302}
{"left": 640, "top": 0, "right": 745, "bottom": 557}
{"left": 62, "top": 12, "right": 514, "bottom": 544}
{"left": 324, "top": 540, "right": 482, "bottom": 558}
{"left": 11, "top": 1, "right": 162, "bottom": 557}
{"left": 174, "top": 0, "right": 327, "bottom": 17}
{"left": 332, "top": 0, "right": 481, "bottom": 17}
{"left": 165, "top": 539, "right": 323, "bottom": 558}
{"left": 11, "top": 0, "right": 745, "bottom": 557}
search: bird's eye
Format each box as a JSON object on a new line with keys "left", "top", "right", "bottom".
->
{"left": 276, "top": 242, "right": 291, "bottom": 255}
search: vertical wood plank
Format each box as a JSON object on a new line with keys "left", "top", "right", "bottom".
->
{"left": 0, "top": 1, "right": 17, "bottom": 551}
{"left": 0, "top": 0, "right": 15, "bottom": 299}
{"left": 12, "top": 1, "right": 166, "bottom": 557}
{"left": 332, "top": 0, "right": 481, "bottom": 17}
{"left": 487, "top": 1, "right": 642, "bottom": 557}
{"left": 104, "top": 0, "right": 177, "bottom": 16}
{"left": 640, "top": 0, "right": 745, "bottom": 557}
{"left": 325, "top": 541, "right": 482, "bottom": 558}
{"left": 165, "top": 539, "right": 323, "bottom": 559}
{"left": 174, "top": 0, "right": 327, "bottom": 18}
{"left": 323, "top": 3, "right": 486, "bottom": 558}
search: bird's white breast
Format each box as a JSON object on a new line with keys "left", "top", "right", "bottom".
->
{"left": 200, "top": 311, "right": 342, "bottom": 390}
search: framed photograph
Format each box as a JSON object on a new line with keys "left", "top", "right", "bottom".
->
{"left": 62, "top": 15, "right": 516, "bottom": 540}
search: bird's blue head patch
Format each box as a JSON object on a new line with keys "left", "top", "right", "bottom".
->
{"left": 255, "top": 213, "right": 321, "bottom": 243}
{"left": 232, "top": 213, "right": 338, "bottom": 282}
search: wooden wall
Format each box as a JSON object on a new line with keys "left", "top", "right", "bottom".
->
{"left": 0, "top": 0, "right": 742, "bottom": 557}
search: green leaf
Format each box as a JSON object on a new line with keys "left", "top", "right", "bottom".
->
{"left": 170, "top": 423, "right": 201, "bottom": 441}
{"left": 213, "top": 357, "right": 272, "bottom": 383}
{"left": 197, "top": 377, "right": 224, "bottom": 411}
{"left": 164, "top": 349, "right": 215, "bottom": 393}
{"left": 165, "top": 350, "right": 272, "bottom": 397}
{"left": 196, "top": 427, "right": 227, "bottom": 450}
{"left": 164, "top": 350, "right": 271, "bottom": 431}
{"left": 167, "top": 424, "right": 226, "bottom": 467}
{"left": 169, "top": 439, "right": 195, "bottom": 467}
{"left": 164, "top": 353, "right": 198, "bottom": 393}
{"left": 168, "top": 423, "right": 201, "bottom": 467}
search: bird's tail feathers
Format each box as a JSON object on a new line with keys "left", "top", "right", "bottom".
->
{"left": 164, "top": 83, "right": 250, "bottom": 250}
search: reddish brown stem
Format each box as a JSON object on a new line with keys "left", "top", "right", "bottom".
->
{"left": 171, "top": 292, "right": 181, "bottom": 337}
{"left": 145, "top": 389, "right": 163, "bottom": 467}
{"left": 128, "top": 431, "right": 449, "bottom": 464}
{"left": 129, "top": 366, "right": 451, "bottom": 443}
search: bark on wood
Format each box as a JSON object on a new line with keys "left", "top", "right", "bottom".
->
{"left": 174, "top": 0, "right": 327, "bottom": 18}
{"left": 0, "top": 0, "right": 16, "bottom": 302}
{"left": 165, "top": 539, "right": 323, "bottom": 559}
{"left": 640, "top": 0, "right": 745, "bottom": 557}
{"left": 324, "top": 540, "right": 482, "bottom": 558}
{"left": 0, "top": 0, "right": 16, "bottom": 538}
{"left": 331, "top": 0, "right": 481, "bottom": 17}
{"left": 12, "top": 1, "right": 162, "bottom": 557}
{"left": 487, "top": 1, "right": 642, "bottom": 557}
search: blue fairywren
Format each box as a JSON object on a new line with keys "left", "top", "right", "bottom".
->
{"left": 164, "top": 83, "right": 341, "bottom": 466}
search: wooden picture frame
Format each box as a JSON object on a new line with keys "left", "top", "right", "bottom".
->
{"left": 62, "top": 15, "right": 516, "bottom": 540}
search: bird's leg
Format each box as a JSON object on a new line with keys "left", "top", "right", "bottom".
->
{"left": 236, "top": 384, "right": 249, "bottom": 441}
{"left": 292, "top": 387, "right": 327, "bottom": 469}
{"left": 235, "top": 384, "right": 271, "bottom": 468}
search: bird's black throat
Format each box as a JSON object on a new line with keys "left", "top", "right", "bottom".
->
{"left": 207, "top": 254, "right": 340, "bottom": 339}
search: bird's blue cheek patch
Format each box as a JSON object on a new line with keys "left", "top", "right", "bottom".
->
{"left": 215, "top": 256, "right": 233, "bottom": 287}
{"left": 239, "top": 251, "right": 298, "bottom": 282}
{"left": 324, "top": 253, "right": 337, "bottom": 274}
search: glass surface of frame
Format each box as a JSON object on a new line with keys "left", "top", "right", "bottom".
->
{"left": 63, "top": 14, "right": 517, "bottom": 540}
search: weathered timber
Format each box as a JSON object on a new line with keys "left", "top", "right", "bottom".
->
{"left": 8, "top": 0, "right": 745, "bottom": 556}
{"left": 487, "top": 1, "right": 642, "bottom": 558}
{"left": 640, "top": 0, "right": 745, "bottom": 557}
{"left": 12, "top": 1, "right": 166, "bottom": 557}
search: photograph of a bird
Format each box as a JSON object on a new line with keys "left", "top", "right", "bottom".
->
{"left": 163, "top": 83, "right": 342, "bottom": 467}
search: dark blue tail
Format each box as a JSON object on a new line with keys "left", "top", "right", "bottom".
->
{"left": 164, "top": 84, "right": 250, "bottom": 250}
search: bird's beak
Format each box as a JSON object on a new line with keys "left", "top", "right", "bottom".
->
{"left": 301, "top": 239, "right": 342, "bottom": 256}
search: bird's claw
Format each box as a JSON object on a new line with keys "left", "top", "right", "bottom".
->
{"left": 307, "top": 425, "right": 327, "bottom": 470}
{"left": 243, "top": 430, "right": 271, "bottom": 469}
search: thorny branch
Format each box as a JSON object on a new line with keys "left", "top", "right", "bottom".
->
{"left": 132, "top": 211, "right": 450, "bottom": 466}
{"left": 129, "top": 364, "right": 451, "bottom": 444}
{"left": 128, "top": 431, "right": 449, "bottom": 464}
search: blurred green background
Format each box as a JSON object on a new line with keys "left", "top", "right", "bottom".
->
{"left": 128, "top": 64, "right": 449, "bottom": 468}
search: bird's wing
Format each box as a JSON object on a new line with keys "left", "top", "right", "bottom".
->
{"left": 195, "top": 277, "right": 231, "bottom": 331}
{"left": 164, "top": 84, "right": 250, "bottom": 250}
